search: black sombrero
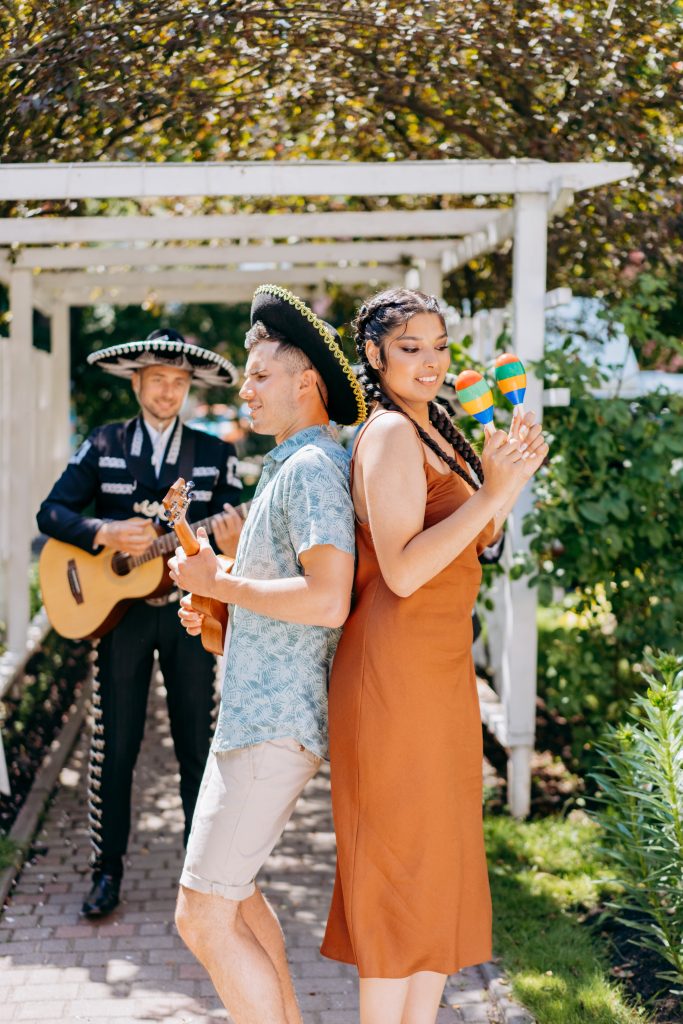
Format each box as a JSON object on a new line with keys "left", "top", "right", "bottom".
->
{"left": 250, "top": 285, "right": 366, "bottom": 426}
{"left": 87, "top": 328, "right": 238, "bottom": 388}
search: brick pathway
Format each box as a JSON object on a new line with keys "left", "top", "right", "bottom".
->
{"left": 1, "top": 674, "right": 531, "bottom": 1023}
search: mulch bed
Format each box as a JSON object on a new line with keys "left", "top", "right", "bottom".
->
{"left": 582, "top": 906, "right": 683, "bottom": 1024}
{"left": 0, "top": 633, "right": 91, "bottom": 835}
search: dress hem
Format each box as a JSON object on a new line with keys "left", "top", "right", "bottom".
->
{"left": 320, "top": 944, "right": 493, "bottom": 980}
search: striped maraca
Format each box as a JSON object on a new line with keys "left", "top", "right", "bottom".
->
{"left": 494, "top": 353, "right": 526, "bottom": 418}
{"left": 452, "top": 369, "right": 495, "bottom": 435}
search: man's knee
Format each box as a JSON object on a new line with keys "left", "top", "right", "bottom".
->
{"left": 175, "top": 885, "right": 202, "bottom": 945}
{"left": 175, "top": 885, "right": 240, "bottom": 952}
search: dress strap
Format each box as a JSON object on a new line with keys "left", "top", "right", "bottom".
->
{"left": 349, "top": 409, "right": 426, "bottom": 488}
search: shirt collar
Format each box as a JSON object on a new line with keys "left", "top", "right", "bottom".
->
{"left": 142, "top": 415, "right": 177, "bottom": 445}
{"left": 265, "top": 424, "right": 337, "bottom": 464}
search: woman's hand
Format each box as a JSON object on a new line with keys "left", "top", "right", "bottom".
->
{"left": 178, "top": 594, "right": 204, "bottom": 637}
{"left": 480, "top": 429, "right": 529, "bottom": 505}
{"left": 509, "top": 410, "right": 550, "bottom": 482}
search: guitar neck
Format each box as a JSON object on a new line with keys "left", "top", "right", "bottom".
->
{"left": 126, "top": 500, "right": 251, "bottom": 568}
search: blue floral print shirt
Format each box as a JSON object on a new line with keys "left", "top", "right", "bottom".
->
{"left": 212, "top": 425, "right": 355, "bottom": 760}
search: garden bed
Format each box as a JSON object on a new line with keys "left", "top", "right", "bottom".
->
{"left": 484, "top": 813, "right": 681, "bottom": 1024}
{"left": 484, "top": 766, "right": 682, "bottom": 1023}
{"left": 0, "top": 631, "right": 91, "bottom": 836}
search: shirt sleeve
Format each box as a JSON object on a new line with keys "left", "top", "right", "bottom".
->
{"left": 283, "top": 448, "right": 355, "bottom": 564}
{"left": 36, "top": 432, "right": 106, "bottom": 551}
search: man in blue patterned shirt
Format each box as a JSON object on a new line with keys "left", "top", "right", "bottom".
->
{"left": 169, "top": 286, "right": 366, "bottom": 1024}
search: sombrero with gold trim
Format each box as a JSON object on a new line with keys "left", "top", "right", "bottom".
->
{"left": 250, "top": 285, "right": 366, "bottom": 426}
{"left": 87, "top": 328, "right": 238, "bottom": 388}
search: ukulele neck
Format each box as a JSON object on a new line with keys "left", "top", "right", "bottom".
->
{"left": 174, "top": 517, "right": 200, "bottom": 557}
{"left": 122, "top": 500, "right": 251, "bottom": 570}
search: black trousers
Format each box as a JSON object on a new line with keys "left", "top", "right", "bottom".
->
{"left": 89, "top": 599, "right": 216, "bottom": 879}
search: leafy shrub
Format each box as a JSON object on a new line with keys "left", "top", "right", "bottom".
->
{"left": 590, "top": 652, "right": 683, "bottom": 993}
{"left": 522, "top": 342, "right": 683, "bottom": 754}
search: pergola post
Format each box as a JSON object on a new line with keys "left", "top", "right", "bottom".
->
{"left": 6, "top": 268, "right": 34, "bottom": 655}
{"left": 50, "top": 302, "right": 72, "bottom": 476}
{"left": 420, "top": 260, "right": 443, "bottom": 300}
{"left": 502, "top": 192, "right": 548, "bottom": 817}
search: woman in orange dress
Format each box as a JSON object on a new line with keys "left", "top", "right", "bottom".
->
{"left": 321, "top": 289, "right": 548, "bottom": 1023}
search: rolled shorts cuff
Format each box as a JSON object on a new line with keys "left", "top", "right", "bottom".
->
{"left": 179, "top": 869, "right": 255, "bottom": 902}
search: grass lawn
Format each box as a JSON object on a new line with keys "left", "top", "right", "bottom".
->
{"left": 486, "top": 814, "right": 650, "bottom": 1024}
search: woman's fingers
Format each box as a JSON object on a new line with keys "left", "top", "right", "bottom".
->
{"left": 485, "top": 428, "right": 511, "bottom": 451}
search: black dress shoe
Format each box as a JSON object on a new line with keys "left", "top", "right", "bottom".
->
{"left": 81, "top": 873, "right": 121, "bottom": 918}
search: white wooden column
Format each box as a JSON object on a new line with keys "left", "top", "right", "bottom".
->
{"left": 419, "top": 260, "right": 443, "bottom": 300}
{"left": 6, "top": 269, "right": 34, "bottom": 655}
{"left": 502, "top": 192, "right": 548, "bottom": 817}
{"left": 51, "top": 303, "right": 72, "bottom": 476}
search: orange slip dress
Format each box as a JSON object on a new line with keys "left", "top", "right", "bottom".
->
{"left": 321, "top": 414, "right": 494, "bottom": 978}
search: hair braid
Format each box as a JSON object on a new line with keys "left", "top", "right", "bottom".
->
{"left": 354, "top": 288, "right": 483, "bottom": 489}
{"left": 428, "top": 403, "right": 484, "bottom": 485}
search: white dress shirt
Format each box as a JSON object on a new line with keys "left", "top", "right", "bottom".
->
{"left": 143, "top": 417, "right": 176, "bottom": 478}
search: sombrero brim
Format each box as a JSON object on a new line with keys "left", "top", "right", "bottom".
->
{"left": 87, "top": 339, "right": 238, "bottom": 388}
{"left": 250, "top": 285, "right": 366, "bottom": 426}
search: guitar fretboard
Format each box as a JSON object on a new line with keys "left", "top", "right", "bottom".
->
{"left": 120, "top": 502, "right": 251, "bottom": 571}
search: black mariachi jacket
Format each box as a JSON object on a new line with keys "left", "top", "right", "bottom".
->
{"left": 37, "top": 415, "right": 242, "bottom": 552}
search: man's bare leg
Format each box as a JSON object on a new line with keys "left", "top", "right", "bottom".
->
{"left": 175, "top": 884, "right": 287, "bottom": 1024}
{"left": 240, "top": 887, "right": 303, "bottom": 1024}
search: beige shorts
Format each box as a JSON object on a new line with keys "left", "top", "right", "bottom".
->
{"left": 179, "top": 737, "right": 322, "bottom": 901}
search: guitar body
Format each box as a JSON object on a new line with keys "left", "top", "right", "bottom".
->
{"left": 39, "top": 537, "right": 169, "bottom": 640}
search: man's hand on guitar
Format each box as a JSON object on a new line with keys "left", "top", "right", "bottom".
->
{"left": 178, "top": 594, "right": 204, "bottom": 636}
{"left": 213, "top": 503, "right": 244, "bottom": 558}
{"left": 168, "top": 527, "right": 219, "bottom": 598}
{"left": 94, "top": 517, "right": 157, "bottom": 555}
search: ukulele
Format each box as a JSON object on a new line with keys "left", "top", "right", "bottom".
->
{"left": 39, "top": 508, "right": 242, "bottom": 641}
{"left": 163, "top": 478, "right": 250, "bottom": 656}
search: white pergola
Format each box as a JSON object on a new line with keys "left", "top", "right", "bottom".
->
{"left": 0, "top": 159, "right": 634, "bottom": 815}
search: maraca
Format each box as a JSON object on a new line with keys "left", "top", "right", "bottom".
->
{"left": 453, "top": 369, "right": 495, "bottom": 436}
{"left": 494, "top": 353, "right": 526, "bottom": 419}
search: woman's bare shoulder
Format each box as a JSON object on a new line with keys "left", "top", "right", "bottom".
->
{"left": 355, "top": 409, "right": 420, "bottom": 452}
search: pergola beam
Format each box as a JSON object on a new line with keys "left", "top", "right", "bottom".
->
{"left": 37, "top": 265, "right": 402, "bottom": 296}
{"left": 5, "top": 239, "right": 453, "bottom": 271}
{"left": 0, "top": 209, "right": 510, "bottom": 246}
{"left": 442, "top": 211, "right": 515, "bottom": 273}
{"left": 0, "top": 160, "right": 634, "bottom": 201}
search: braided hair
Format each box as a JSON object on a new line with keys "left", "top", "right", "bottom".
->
{"left": 354, "top": 288, "right": 484, "bottom": 488}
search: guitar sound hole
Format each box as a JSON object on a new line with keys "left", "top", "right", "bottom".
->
{"left": 111, "top": 553, "right": 131, "bottom": 577}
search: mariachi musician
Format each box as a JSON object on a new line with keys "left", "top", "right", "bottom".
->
{"left": 37, "top": 329, "right": 242, "bottom": 918}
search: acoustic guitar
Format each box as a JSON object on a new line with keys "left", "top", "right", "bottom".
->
{"left": 39, "top": 505, "right": 247, "bottom": 641}
{"left": 163, "top": 478, "right": 249, "bottom": 656}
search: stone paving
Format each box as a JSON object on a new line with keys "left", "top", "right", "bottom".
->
{"left": 0, "top": 674, "right": 532, "bottom": 1023}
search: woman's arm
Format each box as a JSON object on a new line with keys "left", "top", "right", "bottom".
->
{"left": 358, "top": 413, "right": 544, "bottom": 597}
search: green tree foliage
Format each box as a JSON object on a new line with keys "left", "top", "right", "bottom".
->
{"left": 1, "top": 1, "right": 681, "bottom": 327}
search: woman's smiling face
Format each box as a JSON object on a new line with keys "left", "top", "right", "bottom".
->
{"left": 366, "top": 312, "right": 450, "bottom": 410}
